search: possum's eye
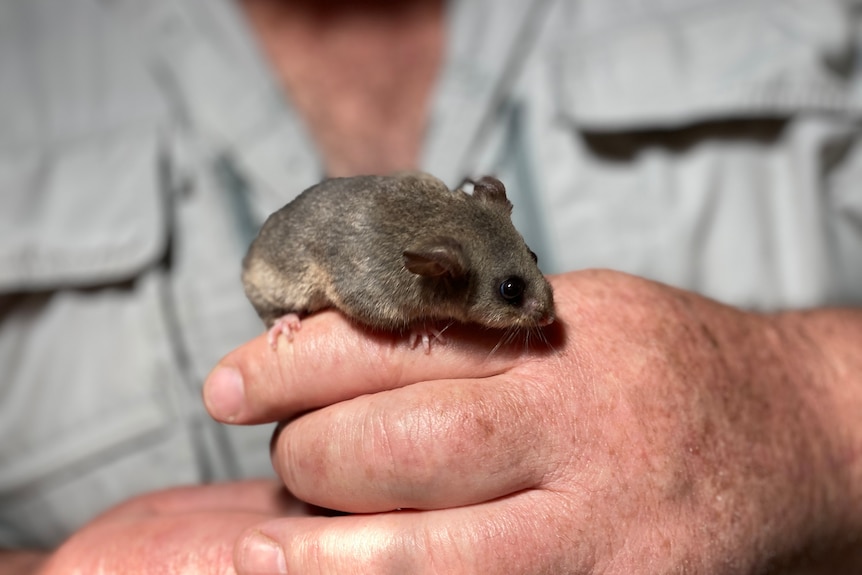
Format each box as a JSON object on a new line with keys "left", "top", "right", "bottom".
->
{"left": 499, "top": 277, "right": 526, "bottom": 304}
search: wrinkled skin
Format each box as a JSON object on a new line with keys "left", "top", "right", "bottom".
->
{"left": 202, "top": 269, "right": 862, "bottom": 575}
{"left": 28, "top": 270, "right": 861, "bottom": 574}
{"left": 34, "top": 480, "right": 295, "bottom": 575}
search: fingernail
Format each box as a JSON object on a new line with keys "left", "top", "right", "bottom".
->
{"left": 240, "top": 532, "right": 287, "bottom": 574}
{"left": 203, "top": 366, "right": 244, "bottom": 422}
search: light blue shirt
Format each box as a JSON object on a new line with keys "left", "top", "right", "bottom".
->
{"left": 1, "top": 0, "right": 860, "bottom": 548}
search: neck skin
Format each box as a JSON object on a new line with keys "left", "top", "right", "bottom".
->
{"left": 240, "top": 0, "right": 446, "bottom": 177}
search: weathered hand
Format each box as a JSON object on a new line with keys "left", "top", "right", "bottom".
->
{"left": 205, "top": 270, "right": 862, "bottom": 574}
{"left": 36, "top": 480, "right": 301, "bottom": 575}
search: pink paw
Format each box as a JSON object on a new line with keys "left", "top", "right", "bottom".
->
{"left": 408, "top": 326, "right": 447, "bottom": 354}
{"left": 267, "top": 313, "right": 302, "bottom": 349}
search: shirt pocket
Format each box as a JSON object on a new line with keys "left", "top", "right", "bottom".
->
{"left": 538, "top": 0, "right": 862, "bottom": 306}
{"left": 0, "top": 128, "right": 190, "bottom": 547}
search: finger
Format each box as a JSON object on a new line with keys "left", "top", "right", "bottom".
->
{"left": 204, "top": 309, "right": 560, "bottom": 425}
{"left": 45, "top": 482, "right": 321, "bottom": 575}
{"left": 234, "top": 490, "right": 589, "bottom": 575}
{"left": 46, "top": 509, "right": 270, "bottom": 575}
{"left": 47, "top": 512, "right": 258, "bottom": 574}
{"left": 271, "top": 375, "right": 563, "bottom": 513}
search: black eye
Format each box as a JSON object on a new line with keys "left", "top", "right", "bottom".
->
{"left": 499, "top": 277, "right": 526, "bottom": 304}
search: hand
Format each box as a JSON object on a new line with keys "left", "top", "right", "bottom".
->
{"left": 36, "top": 480, "right": 311, "bottom": 575}
{"left": 205, "top": 270, "right": 862, "bottom": 574}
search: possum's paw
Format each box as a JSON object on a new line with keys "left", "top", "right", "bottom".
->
{"left": 408, "top": 326, "right": 448, "bottom": 354}
{"left": 267, "top": 313, "right": 302, "bottom": 349}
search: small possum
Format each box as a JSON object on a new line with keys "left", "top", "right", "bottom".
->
{"left": 242, "top": 172, "right": 555, "bottom": 350}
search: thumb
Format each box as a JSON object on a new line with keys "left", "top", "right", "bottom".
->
{"left": 203, "top": 310, "right": 528, "bottom": 425}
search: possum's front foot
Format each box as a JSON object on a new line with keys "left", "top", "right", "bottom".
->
{"left": 408, "top": 325, "right": 448, "bottom": 354}
{"left": 267, "top": 313, "right": 302, "bottom": 349}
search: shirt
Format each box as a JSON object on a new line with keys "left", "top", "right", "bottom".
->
{"left": 1, "top": 0, "right": 861, "bottom": 548}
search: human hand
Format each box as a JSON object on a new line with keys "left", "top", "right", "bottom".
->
{"left": 205, "top": 270, "right": 862, "bottom": 574}
{"left": 36, "top": 480, "right": 309, "bottom": 575}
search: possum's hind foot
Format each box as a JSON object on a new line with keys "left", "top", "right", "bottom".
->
{"left": 267, "top": 313, "right": 303, "bottom": 349}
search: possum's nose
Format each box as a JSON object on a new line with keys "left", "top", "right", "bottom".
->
{"left": 524, "top": 296, "right": 555, "bottom": 326}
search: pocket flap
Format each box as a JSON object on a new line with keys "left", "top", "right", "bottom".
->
{"left": 0, "top": 129, "right": 167, "bottom": 291}
{"left": 558, "top": 0, "right": 862, "bottom": 129}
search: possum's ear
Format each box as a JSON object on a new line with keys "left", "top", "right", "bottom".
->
{"left": 471, "top": 176, "right": 512, "bottom": 215}
{"left": 403, "top": 237, "right": 468, "bottom": 278}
